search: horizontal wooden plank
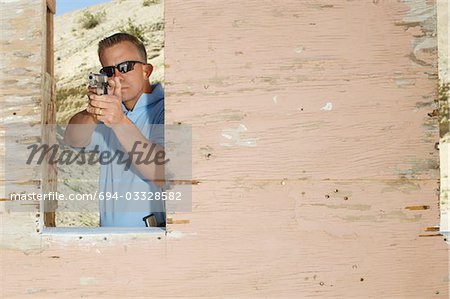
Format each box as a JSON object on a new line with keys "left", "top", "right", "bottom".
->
{"left": 165, "top": 0, "right": 439, "bottom": 181}
{"left": 166, "top": 91, "right": 440, "bottom": 180}
{"left": 1, "top": 180, "right": 447, "bottom": 297}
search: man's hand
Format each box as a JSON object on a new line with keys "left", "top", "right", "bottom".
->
{"left": 87, "top": 77, "right": 127, "bottom": 127}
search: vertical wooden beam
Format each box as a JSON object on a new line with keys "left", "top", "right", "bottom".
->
{"left": 46, "top": 0, "right": 56, "bottom": 14}
{"left": 437, "top": 0, "right": 450, "bottom": 238}
{"left": 46, "top": 5, "right": 54, "bottom": 76}
{"left": 43, "top": 0, "right": 57, "bottom": 227}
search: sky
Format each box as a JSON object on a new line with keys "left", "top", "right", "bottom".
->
{"left": 56, "top": 0, "right": 112, "bottom": 16}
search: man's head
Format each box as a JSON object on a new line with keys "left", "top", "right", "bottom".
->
{"left": 98, "top": 33, "right": 153, "bottom": 108}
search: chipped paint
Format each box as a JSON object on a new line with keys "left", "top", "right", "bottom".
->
{"left": 393, "top": 72, "right": 416, "bottom": 87}
{"left": 26, "top": 288, "right": 46, "bottom": 294}
{"left": 79, "top": 277, "right": 96, "bottom": 286}
{"left": 220, "top": 124, "right": 258, "bottom": 147}
{"left": 272, "top": 95, "right": 278, "bottom": 104}
{"left": 398, "top": 0, "right": 437, "bottom": 67}
{"left": 294, "top": 46, "right": 304, "bottom": 54}
{"left": 320, "top": 102, "right": 333, "bottom": 111}
{"left": 166, "top": 230, "right": 185, "bottom": 239}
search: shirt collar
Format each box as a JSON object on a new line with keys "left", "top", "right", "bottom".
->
{"left": 121, "top": 83, "right": 164, "bottom": 113}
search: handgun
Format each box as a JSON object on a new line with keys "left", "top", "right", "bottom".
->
{"left": 88, "top": 72, "right": 108, "bottom": 95}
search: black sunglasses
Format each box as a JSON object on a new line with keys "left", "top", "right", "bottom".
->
{"left": 100, "top": 60, "right": 145, "bottom": 77}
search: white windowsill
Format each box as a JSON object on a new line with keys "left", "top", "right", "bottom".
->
{"left": 41, "top": 226, "right": 165, "bottom": 235}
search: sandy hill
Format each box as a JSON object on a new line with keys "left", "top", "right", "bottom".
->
{"left": 55, "top": 0, "right": 164, "bottom": 124}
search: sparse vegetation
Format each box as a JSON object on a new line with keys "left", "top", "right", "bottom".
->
{"left": 143, "top": 0, "right": 160, "bottom": 6}
{"left": 438, "top": 82, "right": 449, "bottom": 106}
{"left": 56, "top": 84, "right": 88, "bottom": 124}
{"left": 56, "top": 86, "right": 86, "bottom": 107}
{"left": 119, "top": 18, "right": 147, "bottom": 42}
{"left": 78, "top": 10, "right": 106, "bottom": 29}
{"left": 149, "top": 21, "right": 164, "bottom": 31}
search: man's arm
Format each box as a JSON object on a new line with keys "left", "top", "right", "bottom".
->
{"left": 64, "top": 109, "right": 99, "bottom": 147}
{"left": 88, "top": 77, "right": 165, "bottom": 187}
{"left": 112, "top": 118, "right": 165, "bottom": 188}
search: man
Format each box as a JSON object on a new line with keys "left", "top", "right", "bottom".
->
{"left": 64, "top": 33, "right": 165, "bottom": 227}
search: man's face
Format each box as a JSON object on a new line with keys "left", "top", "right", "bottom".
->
{"left": 99, "top": 41, "right": 151, "bottom": 105}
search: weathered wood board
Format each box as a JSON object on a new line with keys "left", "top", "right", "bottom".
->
{"left": 1, "top": 0, "right": 449, "bottom": 298}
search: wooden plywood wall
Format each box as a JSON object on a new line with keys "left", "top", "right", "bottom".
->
{"left": 0, "top": 0, "right": 56, "bottom": 247}
{"left": 1, "top": 0, "right": 448, "bottom": 298}
{"left": 163, "top": 0, "right": 448, "bottom": 296}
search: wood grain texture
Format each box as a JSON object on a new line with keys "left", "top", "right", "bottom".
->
{"left": 1, "top": 0, "right": 449, "bottom": 298}
{"left": 165, "top": 0, "right": 440, "bottom": 183}
{"left": 0, "top": 0, "right": 49, "bottom": 197}
{"left": 1, "top": 180, "right": 447, "bottom": 297}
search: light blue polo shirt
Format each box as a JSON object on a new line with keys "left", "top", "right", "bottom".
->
{"left": 85, "top": 84, "right": 165, "bottom": 227}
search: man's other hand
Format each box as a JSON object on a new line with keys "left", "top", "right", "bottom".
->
{"left": 87, "top": 77, "right": 126, "bottom": 127}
